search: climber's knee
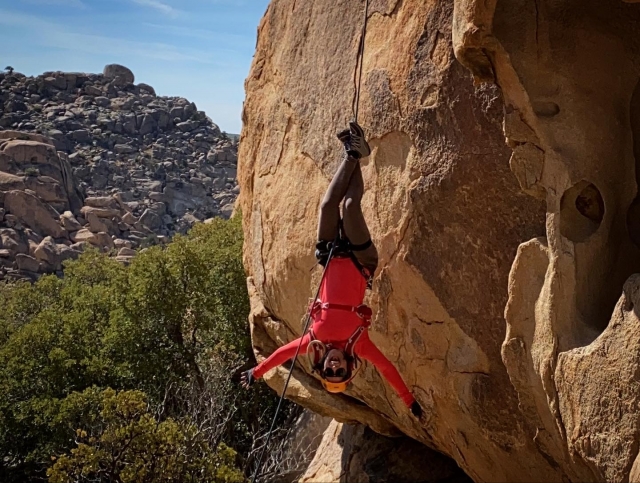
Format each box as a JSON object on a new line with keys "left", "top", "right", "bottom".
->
{"left": 320, "top": 197, "right": 340, "bottom": 215}
{"left": 343, "top": 196, "right": 362, "bottom": 214}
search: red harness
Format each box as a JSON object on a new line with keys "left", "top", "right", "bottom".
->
{"left": 306, "top": 300, "right": 372, "bottom": 381}
{"left": 309, "top": 300, "right": 372, "bottom": 328}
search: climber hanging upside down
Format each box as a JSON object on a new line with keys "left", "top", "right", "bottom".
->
{"left": 241, "top": 122, "right": 422, "bottom": 418}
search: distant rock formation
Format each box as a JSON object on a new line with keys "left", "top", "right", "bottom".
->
{"left": 0, "top": 65, "right": 238, "bottom": 281}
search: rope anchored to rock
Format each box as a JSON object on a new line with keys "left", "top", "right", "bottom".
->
{"left": 352, "top": 0, "right": 370, "bottom": 124}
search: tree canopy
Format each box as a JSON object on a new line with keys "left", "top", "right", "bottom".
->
{"left": 0, "top": 217, "right": 294, "bottom": 482}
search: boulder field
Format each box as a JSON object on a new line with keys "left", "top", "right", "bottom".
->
{"left": 0, "top": 65, "right": 238, "bottom": 281}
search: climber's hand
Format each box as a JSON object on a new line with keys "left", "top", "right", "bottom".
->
{"left": 410, "top": 400, "right": 423, "bottom": 419}
{"left": 240, "top": 368, "right": 256, "bottom": 389}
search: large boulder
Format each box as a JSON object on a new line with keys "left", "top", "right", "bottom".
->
{"left": 15, "top": 253, "right": 40, "bottom": 273}
{"left": 0, "top": 139, "right": 59, "bottom": 167}
{"left": 60, "top": 211, "right": 82, "bottom": 231}
{"left": 0, "top": 228, "right": 28, "bottom": 255}
{"left": 33, "top": 236, "right": 78, "bottom": 271}
{"left": 86, "top": 211, "right": 110, "bottom": 234}
{"left": 102, "top": 64, "right": 135, "bottom": 86}
{"left": 239, "top": 0, "right": 640, "bottom": 482}
{"left": 0, "top": 172, "right": 25, "bottom": 192}
{"left": 452, "top": 1, "right": 640, "bottom": 481}
{"left": 0, "top": 134, "right": 83, "bottom": 212}
{"left": 4, "top": 190, "right": 66, "bottom": 239}
{"left": 80, "top": 205, "right": 120, "bottom": 219}
{"left": 139, "top": 208, "right": 162, "bottom": 230}
{"left": 84, "top": 196, "right": 119, "bottom": 209}
{"left": 240, "top": 0, "right": 546, "bottom": 480}
{"left": 70, "top": 228, "right": 113, "bottom": 249}
{"left": 301, "top": 420, "right": 472, "bottom": 483}
{"left": 24, "top": 175, "right": 68, "bottom": 208}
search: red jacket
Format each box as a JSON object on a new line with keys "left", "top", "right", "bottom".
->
{"left": 253, "top": 257, "right": 415, "bottom": 407}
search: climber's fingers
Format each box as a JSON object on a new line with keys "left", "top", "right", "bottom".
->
{"left": 240, "top": 368, "right": 255, "bottom": 389}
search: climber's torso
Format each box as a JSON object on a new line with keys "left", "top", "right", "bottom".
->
{"left": 312, "top": 256, "right": 368, "bottom": 345}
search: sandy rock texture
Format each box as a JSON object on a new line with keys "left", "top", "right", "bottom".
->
{"left": 453, "top": 1, "right": 640, "bottom": 481}
{"left": 234, "top": 0, "right": 610, "bottom": 481}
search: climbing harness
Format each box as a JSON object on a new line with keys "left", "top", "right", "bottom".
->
{"left": 352, "top": 0, "right": 370, "bottom": 123}
{"left": 316, "top": 220, "right": 374, "bottom": 288}
{"left": 308, "top": 300, "right": 373, "bottom": 326}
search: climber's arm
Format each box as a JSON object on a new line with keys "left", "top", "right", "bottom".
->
{"left": 356, "top": 333, "right": 415, "bottom": 407}
{"left": 252, "top": 333, "right": 312, "bottom": 380}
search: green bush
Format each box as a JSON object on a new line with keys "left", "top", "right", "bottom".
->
{"left": 0, "top": 216, "right": 292, "bottom": 482}
{"left": 24, "top": 167, "right": 40, "bottom": 177}
{"left": 47, "top": 388, "right": 244, "bottom": 483}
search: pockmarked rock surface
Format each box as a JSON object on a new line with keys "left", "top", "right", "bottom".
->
{"left": 453, "top": 1, "right": 640, "bottom": 482}
{"left": 0, "top": 65, "right": 240, "bottom": 281}
{"left": 241, "top": 0, "right": 640, "bottom": 481}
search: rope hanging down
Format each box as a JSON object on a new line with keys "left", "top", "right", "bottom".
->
{"left": 353, "top": 0, "right": 370, "bottom": 123}
{"left": 251, "top": 3, "right": 370, "bottom": 481}
{"left": 250, "top": 244, "right": 337, "bottom": 483}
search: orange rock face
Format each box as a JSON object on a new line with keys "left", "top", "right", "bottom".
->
{"left": 455, "top": 1, "right": 640, "bottom": 481}
{"left": 239, "top": 0, "right": 640, "bottom": 481}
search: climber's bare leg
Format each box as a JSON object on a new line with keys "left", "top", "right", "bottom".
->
{"left": 343, "top": 163, "right": 378, "bottom": 274}
{"left": 317, "top": 155, "right": 359, "bottom": 242}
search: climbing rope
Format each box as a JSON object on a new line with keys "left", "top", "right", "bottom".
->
{"left": 352, "top": 0, "right": 370, "bottom": 123}
{"left": 250, "top": 244, "right": 337, "bottom": 483}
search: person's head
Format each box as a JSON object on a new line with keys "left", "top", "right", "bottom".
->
{"left": 322, "top": 348, "right": 349, "bottom": 382}
{"left": 307, "top": 341, "right": 354, "bottom": 393}
{"left": 319, "top": 348, "right": 352, "bottom": 393}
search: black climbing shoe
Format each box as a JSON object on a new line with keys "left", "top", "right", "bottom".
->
{"left": 240, "top": 368, "right": 256, "bottom": 389}
{"left": 337, "top": 128, "right": 351, "bottom": 144}
{"left": 348, "top": 121, "right": 371, "bottom": 159}
{"left": 336, "top": 122, "right": 371, "bottom": 159}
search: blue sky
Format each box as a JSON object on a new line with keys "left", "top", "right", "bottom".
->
{"left": 0, "top": 0, "right": 270, "bottom": 133}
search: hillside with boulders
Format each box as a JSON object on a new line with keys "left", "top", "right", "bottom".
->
{"left": 0, "top": 64, "right": 238, "bottom": 282}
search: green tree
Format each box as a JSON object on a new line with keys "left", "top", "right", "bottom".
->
{"left": 47, "top": 388, "right": 245, "bottom": 483}
{"left": 0, "top": 216, "right": 292, "bottom": 482}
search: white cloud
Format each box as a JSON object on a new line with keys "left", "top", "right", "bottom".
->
{"left": 0, "top": 9, "right": 214, "bottom": 64}
{"left": 131, "top": 0, "right": 179, "bottom": 16}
